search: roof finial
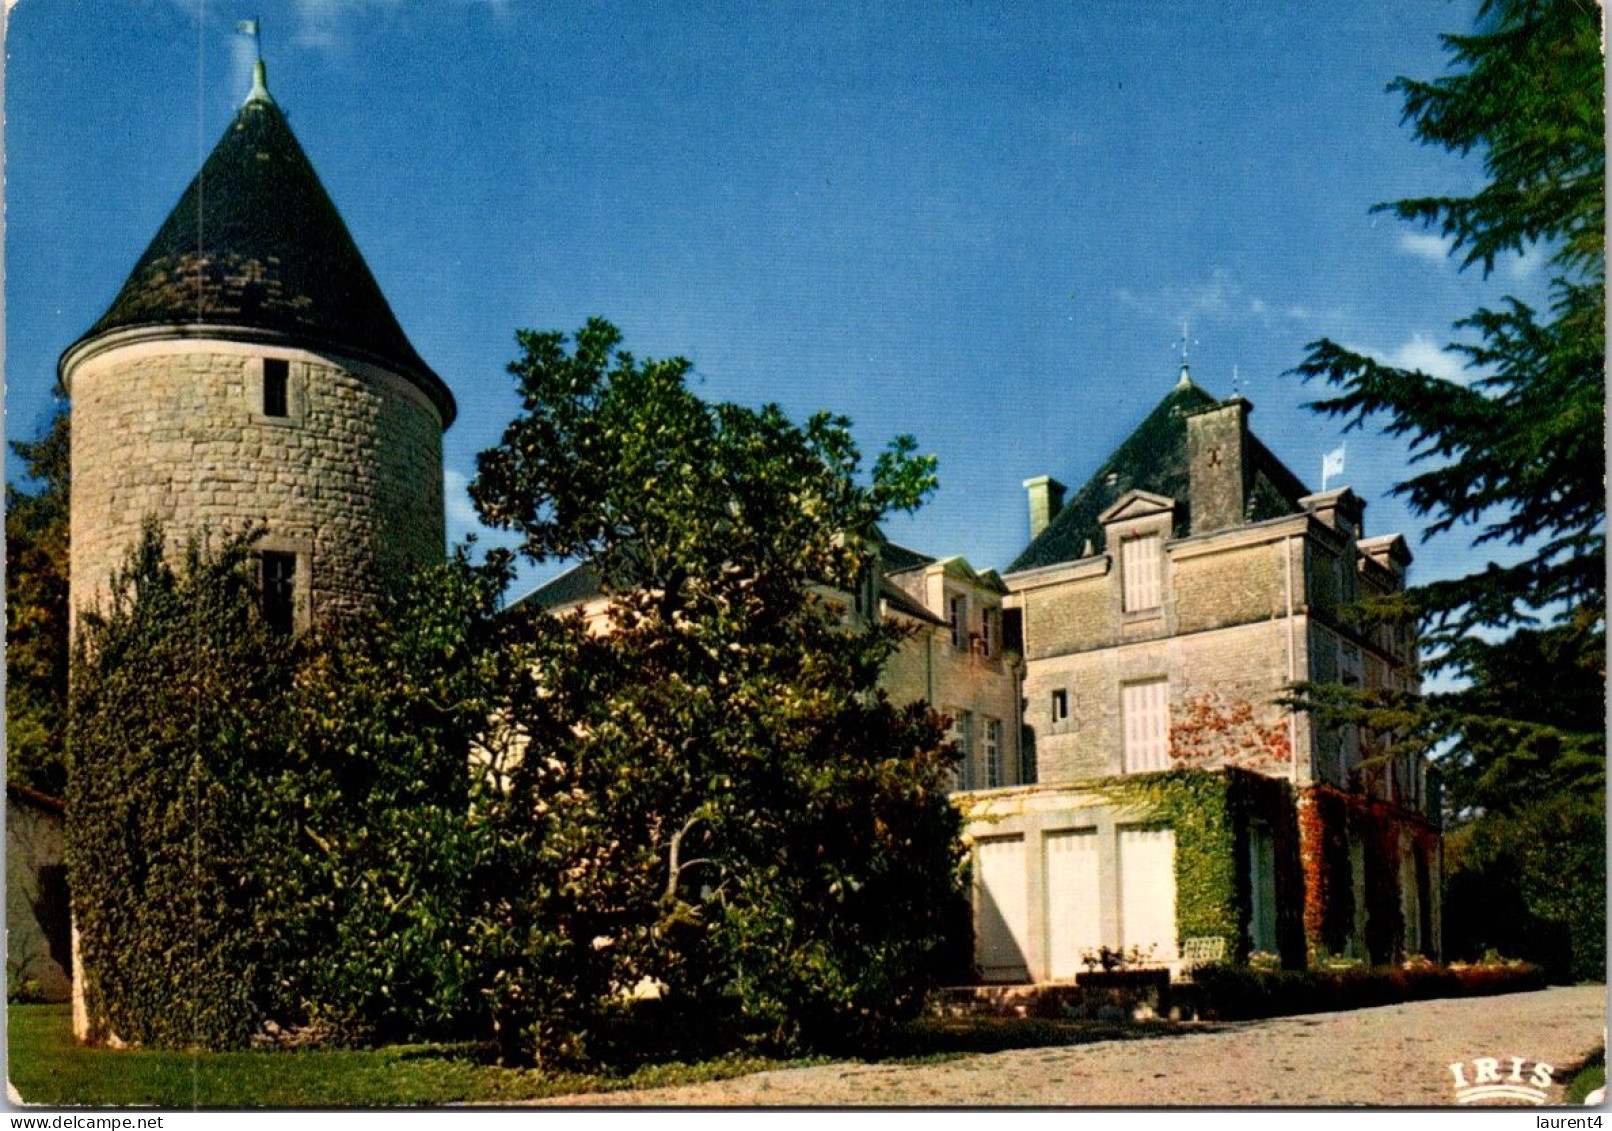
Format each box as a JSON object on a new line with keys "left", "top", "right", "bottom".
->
{"left": 239, "top": 19, "right": 272, "bottom": 105}
{"left": 1175, "top": 321, "right": 1196, "bottom": 387}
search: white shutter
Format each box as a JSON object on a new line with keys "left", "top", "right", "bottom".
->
{"left": 1122, "top": 679, "right": 1169, "bottom": 772}
{"left": 1119, "top": 826, "right": 1178, "bottom": 961}
{"left": 976, "top": 836, "right": 1030, "bottom": 981}
{"left": 1045, "top": 829, "right": 1102, "bottom": 980}
{"left": 1123, "top": 534, "right": 1161, "bottom": 611}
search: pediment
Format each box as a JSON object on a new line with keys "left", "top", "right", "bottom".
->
{"left": 1097, "top": 489, "right": 1176, "bottom": 526}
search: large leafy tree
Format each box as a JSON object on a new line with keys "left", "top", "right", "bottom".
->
{"left": 1291, "top": 0, "right": 1603, "bottom": 976}
{"left": 470, "top": 319, "right": 968, "bottom": 1063}
{"left": 6, "top": 391, "right": 71, "bottom": 795}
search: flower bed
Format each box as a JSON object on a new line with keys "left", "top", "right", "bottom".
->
{"left": 1192, "top": 961, "right": 1548, "bottom": 1021}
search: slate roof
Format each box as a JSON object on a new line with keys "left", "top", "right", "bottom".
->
{"left": 1007, "top": 376, "right": 1312, "bottom": 574}
{"left": 64, "top": 76, "right": 455, "bottom": 426}
{"left": 513, "top": 540, "right": 945, "bottom": 620}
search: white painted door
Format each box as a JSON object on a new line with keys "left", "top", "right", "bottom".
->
{"left": 976, "top": 836, "right": 1030, "bottom": 981}
{"left": 1119, "top": 826, "right": 1178, "bottom": 962}
{"left": 1045, "top": 828, "right": 1102, "bottom": 980}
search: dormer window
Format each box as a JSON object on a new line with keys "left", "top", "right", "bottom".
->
{"left": 1122, "top": 533, "right": 1162, "bottom": 612}
{"left": 980, "top": 606, "right": 998, "bottom": 657}
{"left": 263, "top": 358, "right": 289, "bottom": 418}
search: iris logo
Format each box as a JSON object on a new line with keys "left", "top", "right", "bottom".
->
{"left": 1448, "top": 1056, "right": 1554, "bottom": 1105}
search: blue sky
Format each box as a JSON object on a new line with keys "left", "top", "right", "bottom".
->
{"left": 6, "top": 0, "right": 1548, "bottom": 599}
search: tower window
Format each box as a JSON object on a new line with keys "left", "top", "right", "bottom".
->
{"left": 263, "top": 358, "right": 289, "bottom": 417}
{"left": 1051, "top": 688, "right": 1069, "bottom": 723}
{"left": 261, "top": 551, "right": 296, "bottom": 634}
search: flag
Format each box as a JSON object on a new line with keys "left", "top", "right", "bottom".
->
{"left": 1321, "top": 443, "right": 1346, "bottom": 489}
{"left": 237, "top": 19, "right": 259, "bottom": 36}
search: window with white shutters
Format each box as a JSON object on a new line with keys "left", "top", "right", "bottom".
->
{"left": 1121, "top": 678, "right": 1169, "bottom": 772}
{"left": 984, "top": 718, "right": 1002, "bottom": 787}
{"left": 1122, "top": 534, "right": 1162, "bottom": 612}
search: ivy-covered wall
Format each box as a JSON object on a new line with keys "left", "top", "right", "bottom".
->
{"left": 1090, "top": 768, "right": 1303, "bottom": 966}
{"left": 1299, "top": 785, "right": 1442, "bottom": 964}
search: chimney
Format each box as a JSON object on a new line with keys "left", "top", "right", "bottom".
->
{"left": 1023, "top": 476, "right": 1067, "bottom": 539}
{"left": 1186, "top": 396, "right": 1252, "bottom": 535}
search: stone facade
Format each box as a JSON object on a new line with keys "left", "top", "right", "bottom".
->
{"left": 959, "top": 377, "right": 1441, "bottom": 982}
{"left": 881, "top": 556, "right": 1024, "bottom": 791}
{"left": 66, "top": 337, "right": 446, "bottom": 628}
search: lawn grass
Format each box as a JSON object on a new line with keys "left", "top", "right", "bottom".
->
{"left": 6, "top": 1005, "right": 812, "bottom": 1108}
{"left": 8, "top": 1004, "right": 1202, "bottom": 1107}
{"left": 1565, "top": 1047, "right": 1606, "bottom": 1105}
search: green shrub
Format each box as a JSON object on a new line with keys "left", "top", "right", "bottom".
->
{"left": 1192, "top": 960, "right": 1548, "bottom": 1021}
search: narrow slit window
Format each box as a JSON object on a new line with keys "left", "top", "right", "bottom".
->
{"left": 261, "top": 551, "right": 296, "bottom": 634}
{"left": 263, "top": 358, "right": 289, "bottom": 418}
{"left": 1051, "top": 688, "right": 1069, "bottom": 723}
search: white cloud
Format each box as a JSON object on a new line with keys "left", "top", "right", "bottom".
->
{"left": 1353, "top": 332, "right": 1468, "bottom": 383}
{"left": 444, "top": 466, "right": 482, "bottom": 539}
{"left": 1115, "top": 270, "right": 1311, "bottom": 332}
{"left": 1508, "top": 244, "right": 1546, "bottom": 280}
{"left": 291, "top": 0, "right": 404, "bottom": 53}
{"left": 1398, "top": 231, "right": 1455, "bottom": 263}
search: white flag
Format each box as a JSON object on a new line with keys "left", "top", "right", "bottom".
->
{"left": 1321, "top": 443, "right": 1346, "bottom": 489}
{"left": 237, "top": 19, "right": 259, "bottom": 36}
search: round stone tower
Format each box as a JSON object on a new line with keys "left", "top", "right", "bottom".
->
{"left": 61, "top": 62, "right": 455, "bottom": 631}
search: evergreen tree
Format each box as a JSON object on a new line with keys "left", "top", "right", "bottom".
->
{"left": 6, "top": 392, "right": 71, "bottom": 795}
{"left": 1291, "top": 0, "right": 1604, "bottom": 977}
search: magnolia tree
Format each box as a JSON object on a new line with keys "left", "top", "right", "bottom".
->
{"left": 469, "top": 319, "right": 969, "bottom": 1063}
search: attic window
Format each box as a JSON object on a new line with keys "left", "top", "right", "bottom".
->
{"left": 1121, "top": 534, "right": 1162, "bottom": 612}
{"left": 263, "top": 358, "right": 289, "bottom": 417}
{"left": 949, "top": 593, "right": 967, "bottom": 650}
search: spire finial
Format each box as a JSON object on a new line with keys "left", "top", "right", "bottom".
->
{"left": 239, "top": 19, "right": 271, "bottom": 104}
{"left": 1175, "top": 321, "right": 1197, "bottom": 387}
{"left": 248, "top": 59, "right": 272, "bottom": 104}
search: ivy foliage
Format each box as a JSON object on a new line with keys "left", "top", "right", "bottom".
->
{"left": 1087, "top": 768, "right": 1299, "bottom": 965}
{"left": 66, "top": 523, "right": 297, "bottom": 1048}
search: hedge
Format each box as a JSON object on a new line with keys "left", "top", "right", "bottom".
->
{"left": 1191, "top": 961, "right": 1548, "bottom": 1021}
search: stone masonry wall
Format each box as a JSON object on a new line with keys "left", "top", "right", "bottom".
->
{"left": 69, "top": 340, "right": 445, "bottom": 626}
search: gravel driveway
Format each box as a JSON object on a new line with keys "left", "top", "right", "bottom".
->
{"left": 535, "top": 985, "right": 1606, "bottom": 1107}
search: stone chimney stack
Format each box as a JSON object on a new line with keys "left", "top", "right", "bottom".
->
{"left": 1023, "top": 476, "right": 1067, "bottom": 539}
{"left": 1186, "top": 396, "right": 1252, "bottom": 535}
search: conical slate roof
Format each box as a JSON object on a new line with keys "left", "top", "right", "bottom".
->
{"left": 64, "top": 69, "right": 455, "bottom": 425}
{"left": 1007, "top": 374, "right": 1311, "bottom": 574}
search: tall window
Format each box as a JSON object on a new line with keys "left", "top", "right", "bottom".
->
{"left": 263, "top": 358, "right": 289, "bottom": 418}
{"left": 949, "top": 593, "right": 967, "bottom": 649}
{"left": 952, "top": 709, "right": 974, "bottom": 789}
{"left": 980, "top": 606, "right": 998, "bottom": 656}
{"left": 1050, "top": 688, "right": 1069, "bottom": 723}
{"left": 1121, "top": 533, "right": 1162, "bottom": 612}
{"left": 984, "top": 718, "right": 1002, "bottom": 787}
{"left": 261, "top": 551, "right": 296, "bottom": 635}
{"left": 1121, "top": 678, "right": 1169, "bottom": 772}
